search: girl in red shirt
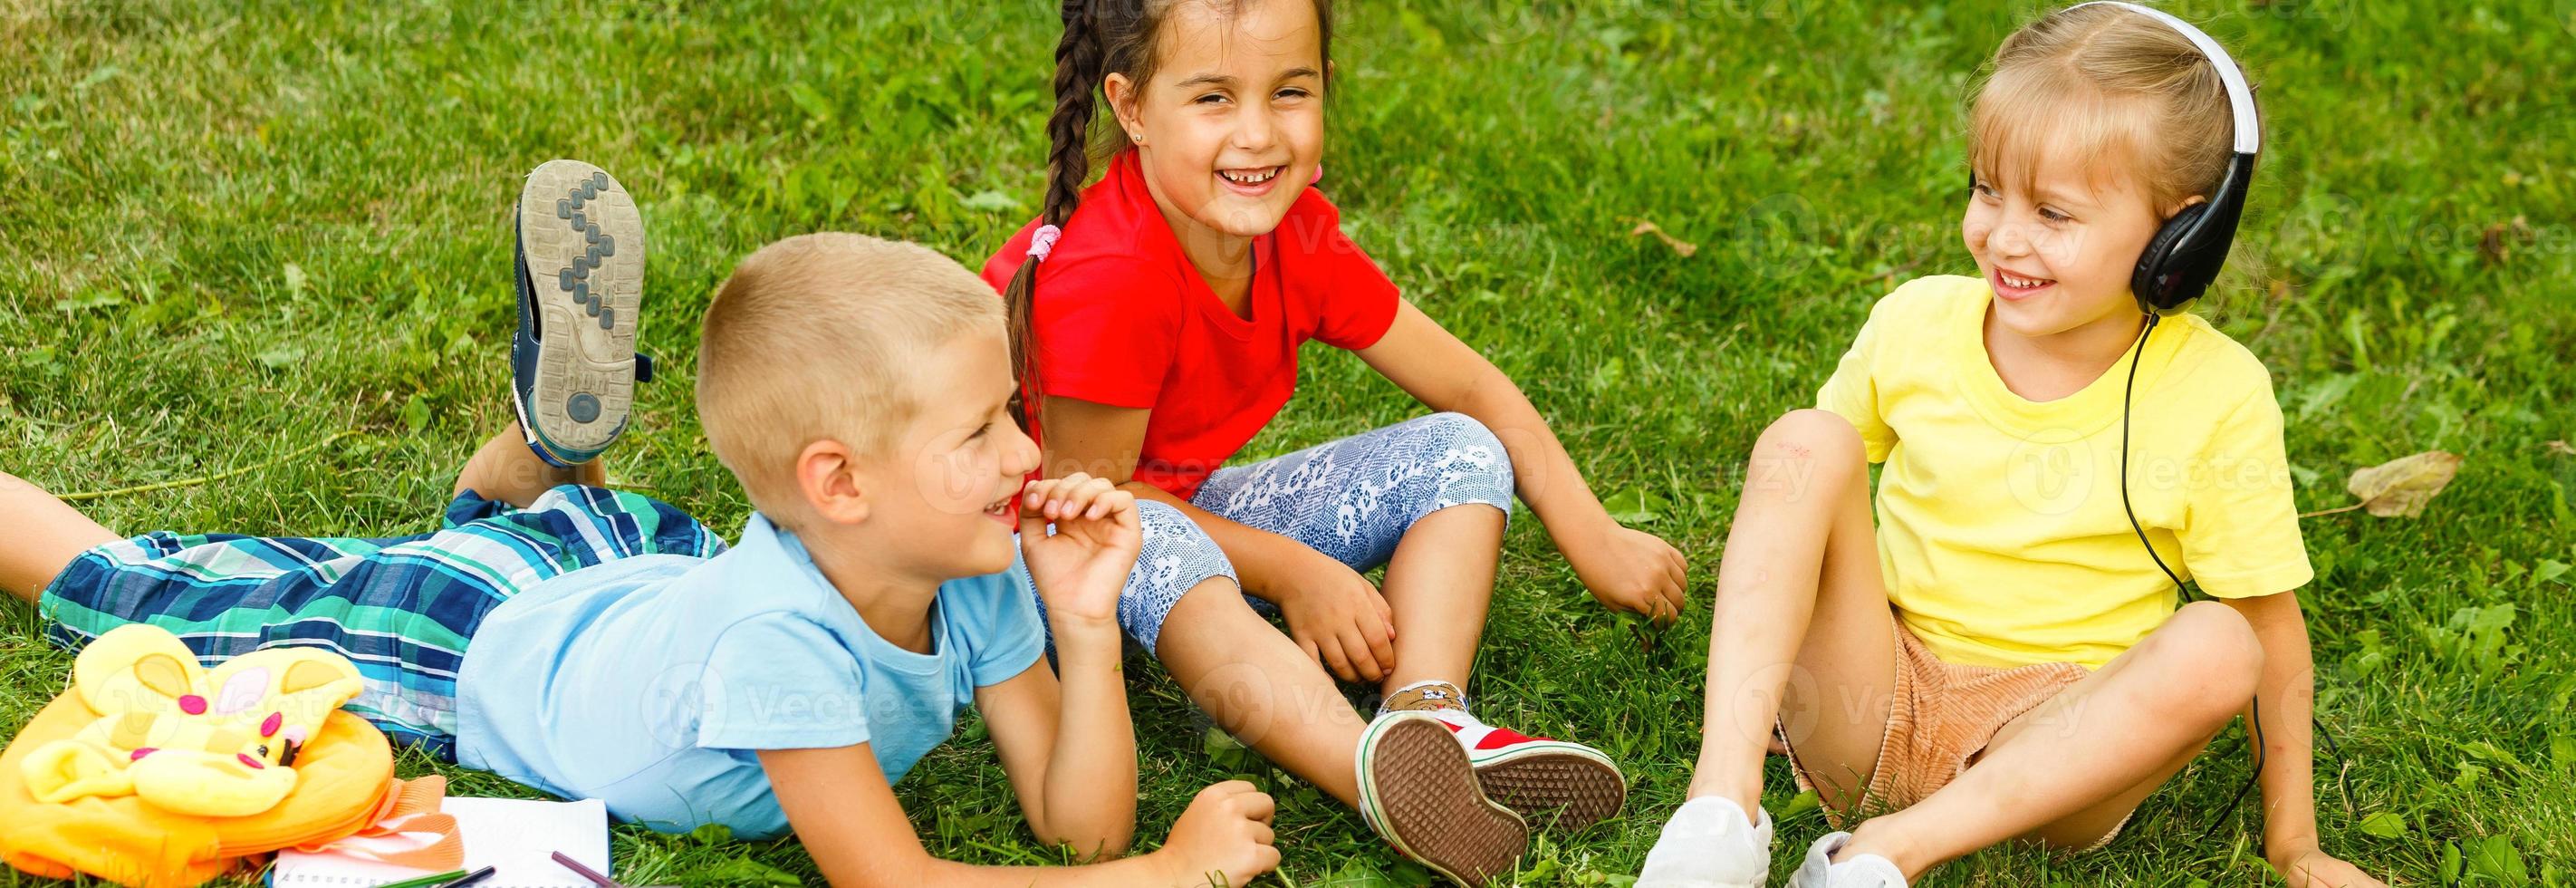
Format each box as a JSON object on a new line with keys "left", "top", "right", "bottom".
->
{"left": 982, "top": 2, "right": 1686, "bottom": 883}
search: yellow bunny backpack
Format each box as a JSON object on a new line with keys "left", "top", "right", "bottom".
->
{"left": 2, "top": 624, "right": 455, "bottom": 887}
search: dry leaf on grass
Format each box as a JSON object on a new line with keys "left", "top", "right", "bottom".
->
{"left": 1628, "top": 219, "right": 1698, "bottom": 257}
{"left": 2302, "top": 450, "right": 2464, "bottom": 518}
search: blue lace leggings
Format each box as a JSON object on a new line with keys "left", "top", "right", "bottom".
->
{"left": 1033, "top": 412, "right": 1516, "bottom": 654}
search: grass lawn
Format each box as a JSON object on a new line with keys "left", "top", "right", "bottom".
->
{"left": 5, "top": 1, "right": 2572, "bottom": 884}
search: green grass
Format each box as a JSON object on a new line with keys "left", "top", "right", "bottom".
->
{"left": 5, "top": 0, "right": 2572, "bottom": 884}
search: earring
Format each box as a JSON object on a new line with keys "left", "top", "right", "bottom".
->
{"left": 1131, "top": 132, "right": 1144, "bottom": 143}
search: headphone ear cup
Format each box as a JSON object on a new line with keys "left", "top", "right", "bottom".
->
{"left": 2131, "top": 203, "right": 2207, "bottom": 314}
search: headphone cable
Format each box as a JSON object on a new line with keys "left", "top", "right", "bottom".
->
{"left": 2117, "top": 313, "right": 2270, "bottom": 842}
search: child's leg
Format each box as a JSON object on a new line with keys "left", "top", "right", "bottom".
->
{"left": 1188, "top": 413, "right": 1632, "bottom": 832}
{"left": 1120, "top": 505, "right": 1532, "bottom": 882}
{"left": 1641, "top": 410, "right": 1903, "bottom": 886}
{"left": 1190, "top": 412, "right": 1514, "bottom": 698}
{"left": 1834, "top": 601, "right": 2260, "bottom": 876}
{"left": 1375, "top": 501, "right": 1502, "bottom": 692}
{"left": 0, "top": 472, "right": 120, "bottom": 603}
{"left": 454, "top": 421, "right": 607, "bottom": 507}
{"left": 1688, "top": 410, "right": 1901, "bottom": 815}
{"left": 1156, "top": 584, "right": 1370, "bottom": 806}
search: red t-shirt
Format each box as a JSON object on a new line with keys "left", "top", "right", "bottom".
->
{"left": 982, "top": 150, "right": 1402, "bottom": 500}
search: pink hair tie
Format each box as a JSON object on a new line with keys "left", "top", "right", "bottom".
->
{"left": 1027, "top": 224, "right": 1062, "bottom": 263}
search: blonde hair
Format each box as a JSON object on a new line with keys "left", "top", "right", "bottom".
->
{"left": 1969, "top": 4, "right": 2249, "bottom": 213}
{"left": 697, "top": 233, "right": 1004, "bottom": 518}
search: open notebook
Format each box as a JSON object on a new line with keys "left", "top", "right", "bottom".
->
{"left": 270, "top": 796, "right": 611, "bottom": 887}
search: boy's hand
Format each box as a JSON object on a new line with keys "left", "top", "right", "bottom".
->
{"left": 2273, "top": 846, "right": 2386, "bottom": 888}
{"left": 1021, "top": 473, "right": 1140, "bottom": 628}
{"left": 1565, "top": 521, "right": 1688, "bottom": 623}
{"left": 1150, "top": 781, "right": 1280, "bottom": 887}
{"left": 1268, "top": 547, "right": 1397, "bottom": 683}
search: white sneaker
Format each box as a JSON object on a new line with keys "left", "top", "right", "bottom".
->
{"left": 1783, "top": 832, "right": 1907, "bottom": 888}
{"left": 1637, "top": 796, "right": 1773, "bottom": 887}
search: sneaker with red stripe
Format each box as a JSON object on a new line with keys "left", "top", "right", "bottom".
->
{"left": 1423, "top": 708, "right": 1628, "bottom": 831}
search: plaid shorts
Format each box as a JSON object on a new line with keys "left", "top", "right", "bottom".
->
{"left": 38, "top": 484, "right": 725, "bottom": 758}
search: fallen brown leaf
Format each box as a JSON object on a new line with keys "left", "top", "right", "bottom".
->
{"left": 1629, "top": 219, "right": 1698, "bottom": 257}
{"left": 2341, "top": 450, "right": 2464, "bottom": 517}
{"left": 2478, "top": 216, "right": 2533, "bottom": 265}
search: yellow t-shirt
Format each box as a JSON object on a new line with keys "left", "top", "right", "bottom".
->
{"left": 1817, "top": 275, "right": 2313, "bottom": 669}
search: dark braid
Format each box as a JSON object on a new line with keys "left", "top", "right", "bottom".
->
{"left": 1004, "top": 0, "right": 1105, "bottom": 430}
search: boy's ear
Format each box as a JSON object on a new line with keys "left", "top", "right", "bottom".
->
{"left": 795, "top": 439, "right": 871, "bottom": 526}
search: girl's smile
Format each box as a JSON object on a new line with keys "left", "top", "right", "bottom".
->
{"left": 1987, "top": 265, "right": 2059, "bottom": 302}
{"left": 1216, "top": 165, "right": 1288, "bottom": 197}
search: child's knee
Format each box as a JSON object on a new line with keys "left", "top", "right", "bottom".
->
{"left": 1129, "top": 499, "right": 1239, "bottom": 601}
{"left": 1743, "top": 410, "right": 1867, "bottom": 497}
{"left": 2143, "top": 601, "right": 2264, "bottom": 717}
{"left": 1758, "top": 410, "right": 1866, "bottom": 464}
{"left": 1408, "top": 411, "right": 1515, "bottom": 516}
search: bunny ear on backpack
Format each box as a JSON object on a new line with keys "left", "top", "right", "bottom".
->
{"left": 72, "top": 624, "right": 209, "bottom": 716}
{"left": 2302, "top": 450, "right": 2465, "bottom": 518}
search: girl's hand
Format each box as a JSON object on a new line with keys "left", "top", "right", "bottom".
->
{"left": 1020, "top": 473, "right": 1141, "bottom": 628}
{"left": 1565, "top": 521, "right": 1689, "bottom": 623}
{"left": 1150, "top": 781, "right": 1280, "bottom": 887}
{"left": 2271, "top": 847, "right": 2387, "bottom": 888}
{"left": 1268, "top": 548, "right": 1398, "bottom": 682}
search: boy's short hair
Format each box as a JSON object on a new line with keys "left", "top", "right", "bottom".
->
{"left": 697, "top": 233, "right": 1004, "bottom": 519}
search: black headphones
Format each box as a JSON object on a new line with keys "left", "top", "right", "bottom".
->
{"left": 1974, "top": 2, "right": 2262, "bottom": 314}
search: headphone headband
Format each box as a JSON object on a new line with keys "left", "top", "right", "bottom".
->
{"left": 2047, "top": 1, "right": 2261, "bottom": 312}
{"left": 2064, "top": 1, "right": 2260, "bottom": 155}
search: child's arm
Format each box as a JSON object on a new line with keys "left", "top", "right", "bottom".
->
{"left": 2220, "top": 591, "right": 2388, "bottom": 888}
{"left": 763, "top": 743, "right": 1280, "bottom": 888}
{"left": 1041, "top": 401, "right": 1401, "bottom": 682}
{"left": 978, "top": 653, "right": 1132, "bottom": 854}
{"left": 1354, "top": 301, "right": 1689, "bottom": 620}
{"left": 978, "top": 475, "right": 1141, "bottom": 856}
{"left": 766, "top": 476, "right": 1279, "bottom": 888}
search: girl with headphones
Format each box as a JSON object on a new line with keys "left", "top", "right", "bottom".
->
{"left": 1639, "top": 5, "right": 2383, "bottom": 886}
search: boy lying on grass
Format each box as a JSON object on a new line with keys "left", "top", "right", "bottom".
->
{"left": 0, "top": 161, "right": 1276, "bottom": 887}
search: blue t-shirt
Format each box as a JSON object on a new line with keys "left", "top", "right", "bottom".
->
{"left": 453, "top": 514, "right": 1046, "bottom": 839}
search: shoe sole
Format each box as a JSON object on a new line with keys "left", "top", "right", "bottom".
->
{"left": 1470, "top": 741, "right": 1629, "bottom": 832}
{"left": 1358, "top": 713, "right": 1530, "bottom": 887}
{"left": 515, "top": 159, "right": 643, "bottom": 463}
